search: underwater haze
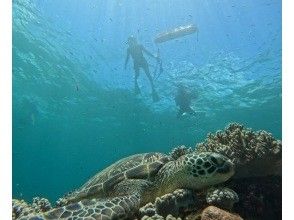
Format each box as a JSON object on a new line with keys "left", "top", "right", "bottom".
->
{"left": 13, "top": 0, "right": 281, "bottom": 202}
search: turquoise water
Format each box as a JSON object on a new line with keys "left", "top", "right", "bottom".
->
{"left": 13, "top": 0, "right": 281, "bottom": 203}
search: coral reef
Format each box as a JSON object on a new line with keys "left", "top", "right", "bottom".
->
{"left": 194, "top": 123, "right": 282, "bottom": 219}
{"left": 154, "top": 189, "right": 198, "bottom": 217}
{"left": 139, "top": 189, "right": 202, "bottom": 219}
{"left": 206, "top": 187, "right": 239, "bottom": 210}
{"left": 139, "top": 202, "right": 157, "bottom": 218}
{"left": 195, "top": 123, "right": 281, "bottom": 178}
{"left": 169, "top": 146, "right": 193, "bottom": 160}
{"left": 227, "top": 176, "right": 282, "bottom": 220}
{"left": 141, "top": 214, "right": 181, "bottom": 220}
{"left": 138, "top": 187, "right": 241, "bottom": 220}
{"left": 141, "top": 214, "right": 165, "bottom": 220}
{"left": 12, "top": 123, "right": 281, "bottom": 220}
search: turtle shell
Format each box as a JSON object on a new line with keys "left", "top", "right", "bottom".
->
{"left": 60, "top": 152, "right": 170, "bottom": 205}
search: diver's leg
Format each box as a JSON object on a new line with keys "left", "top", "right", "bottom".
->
{"left": 143, "top": 64, "right": 159, "bottom": 102}
{"left": 134, "top": 66, "right": 141, "bottom": 94}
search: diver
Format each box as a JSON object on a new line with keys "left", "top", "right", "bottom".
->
{"left": 124, "top": 36, "right": 160, "bottom": 102}
{"left": 175, "top": 84, "right": 198, "bottom": 118}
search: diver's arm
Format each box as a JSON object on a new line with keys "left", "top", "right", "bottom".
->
{"left": 142, "top": 45, "right": 157, "bottom": 59}
{"left": 124, "top": 49, "right": 130, "bottom": 69}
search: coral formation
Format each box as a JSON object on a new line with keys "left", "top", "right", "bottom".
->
{"left": 195, "top": 123, "right": 281, "bottom": 178}
{"left": 141, "top": 214, "right": 181, "bottom": 220}
{"left": 227, "top": 176, "right": 281, "bottom": 220}
{"left": 139, "top": 189, "right": 200, "bottom": 219}
{"left": 139, "top": 202, "right": 157, "bottom": 218}
{"left": 138, "top": 187, "right": 241, "bottom": 220}
{"left": 194, "top": 123, "right": 282, "bottom": 219}
{"left": 206, "top": 187, "right": 239, "bottom": 210}
{"left": 169, "top": 145, "right": 193, "bottom": 160}
{"left": 141, "top": 214, "right": 165, "bottom": 220}
{"left": 155, "top": 189, "right": 198, "bottom": 217}
{"left": 165, "top": 214, "right": 182, "bottom": 220}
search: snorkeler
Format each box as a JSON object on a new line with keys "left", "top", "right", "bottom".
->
{"left": 124, "top": 36, "right": 160, "bottom": 102}
{"left": 175, "top": 84, "right": 198, "bottom": 118}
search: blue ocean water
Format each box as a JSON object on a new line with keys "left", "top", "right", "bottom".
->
{"left": 12, "top": 0, "right": 281, "bottom": 203}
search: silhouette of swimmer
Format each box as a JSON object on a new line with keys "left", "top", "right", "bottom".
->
{"left": 175, "top": 84, "right": 198, "bottom": 118}
{"left": 124, "top": 36, "right": 160, "bottom": 102}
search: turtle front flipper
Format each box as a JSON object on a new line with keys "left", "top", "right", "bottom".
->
{"left": 19, "top": 195, "right": 141, "bottom": 220}
{"left": 206, "top": 187, "right": 239, "bottom": 210}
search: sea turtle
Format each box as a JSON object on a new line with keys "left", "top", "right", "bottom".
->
{"left": 18, "top": 151, "right": 234, "bottom": 220}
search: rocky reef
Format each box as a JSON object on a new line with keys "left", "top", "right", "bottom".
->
{"left": 200, "top": 206, "right": 243, "bottom": 220}
{"left": 12, "top": 123, "right": 281, "bottom": 220}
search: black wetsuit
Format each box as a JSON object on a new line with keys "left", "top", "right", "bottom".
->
{"left": 127, "top": 44, "right": 149, "bottom": 74}
{"left": 175, "top": 88, "right": 197, "bottom": 118}
{"left": 125, "top": 42, "right": 159, "bottom": 102}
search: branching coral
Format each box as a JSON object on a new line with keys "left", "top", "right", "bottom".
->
{"left": 169, "top": 146, "right": 193, "bottom": 160}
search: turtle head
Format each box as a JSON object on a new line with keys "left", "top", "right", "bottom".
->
{"left": 173, "top": 152, "right": 234, "bottom": 190}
